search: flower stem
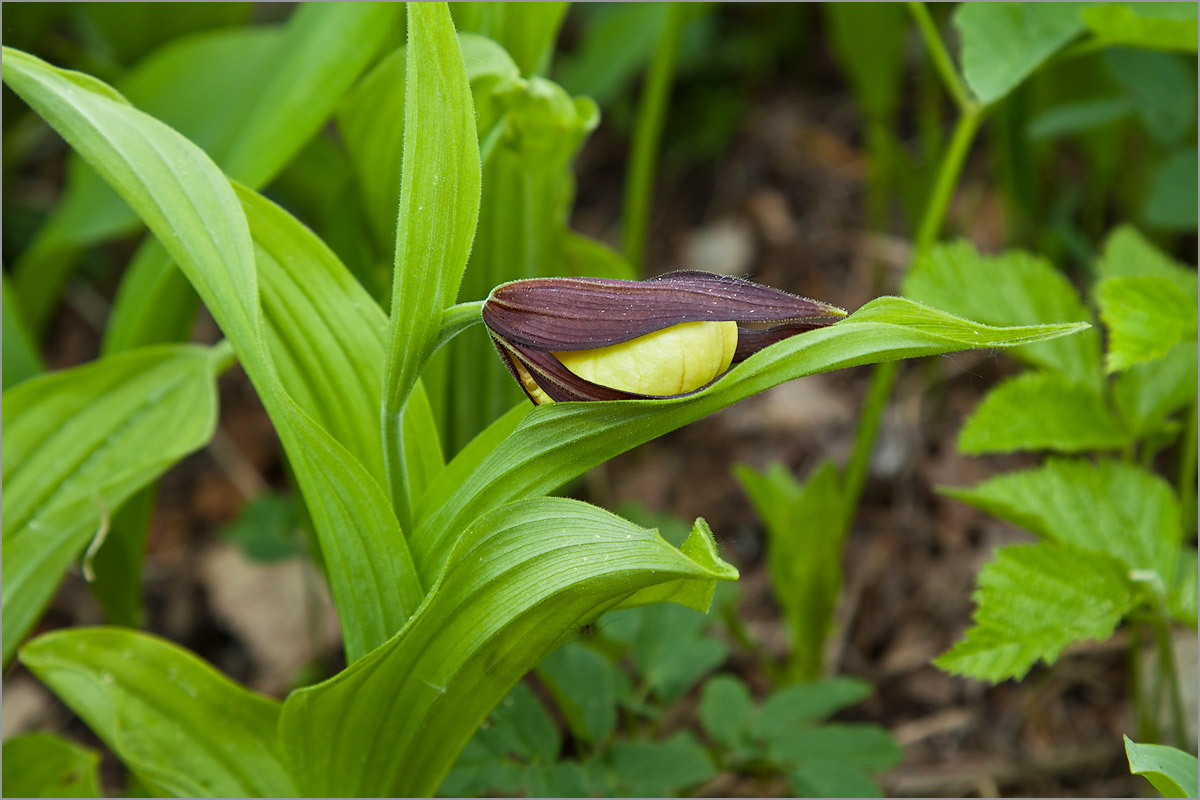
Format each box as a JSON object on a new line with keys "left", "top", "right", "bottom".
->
{"left": 906, "top": 2, "right": 977, "bottom": 115}
{"left": 622, "top": 3, "right": 687, "bottom": 273}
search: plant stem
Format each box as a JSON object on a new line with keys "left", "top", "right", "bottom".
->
{"left": 210, "top": 338, "right": 237, "bottom": 374}
{"left": 1130, "top": 622, "right": 1151, "bottom": 742}
{"left": 915, "top": 108, "right": 984, "bottom": 253}
{"left": 433, "top": 300, "right": 484, "bottom": 358}
{"left": 841, "top": 360, "right": 898, "bottom": 529}
{"left": 906, "top": 2, "right": 976, "bottom": 115}
{"left": 1179, "top": 400, "right": 1197, "bottom": 536}
{"left": 1154, "top": 615, "right": 1188, "bottom": 749}
{"left": 621, "top": 3, "right": 687, "bottom": 273}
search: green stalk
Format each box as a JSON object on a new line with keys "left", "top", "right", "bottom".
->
{"left": 1154, "top": 614, "right": 1188, "bottom": 749}
{"left": 621, "top": 3, "right": 687, "bottom": 273}
{"left": 906, "top": 2, "right": 975, "bottom": 115}
{"left": 840, "top": 102, "right": 984, "bottom": 529}
{"left": 1179, "top": 400, "right": 1197, "bottom": 536}
{"left": 1130, "top": 623, "right": 1152, "bottom": 742}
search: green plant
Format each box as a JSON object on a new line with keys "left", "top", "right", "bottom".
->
{"left": 2, "top": 3, "right": 1089, "bottom": 796}
{"left": 1126, "top": 735, "right": 1200, "bottom": 799}
{"left": 903, "top": 229, "right": 1197, "bottom": 752}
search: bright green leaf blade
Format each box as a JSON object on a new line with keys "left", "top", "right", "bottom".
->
{"left": 2, "top": 271, "right": 44, "bottom": 389}
{"left": 2, "top": 733, "right": 101, "bottom": 798}
{"left": 278, "top": 497, "right": 737, "bottom": 798}
{"left": 20, "top": 628, "right": 296, "bottom": 798}
{"left": 15, "top": 4, "right": 399, "bottom": 334}
{"left": 774, "top": 724, "right": 901, "bottom": 798}
{"left": 935, "top": 543, "right": 1136, "bottom": 682}
{"left": 101, "top": 239, "right": 200, "bottom": 355}
{"left": 736, "top": 460, "right": 845, "bottom": 681}
{"left": 383, "top": 2, "right": 483, "bottom": 517}
{"left": 604, "top": 731, "right": 717, "bottom": 797}
{"left": 903, "top": 239, "right": 1101, "bottom": 386}
{"left": 944, "top": 457, "right": 1182, "bottom": 584}
{"left": 478, "top": 682, "right": 561, "bottom": 764}
{"left": 2, "top": 345, "right": 221, "bottom": 665}
{"left": 1170, "top": 548, "right": 1198, "bottom": 627}
{"left": 5, "top": 44, "right": 429, "bottom": 662}
{"left": 1113, "top": 342, "right": 1198, "bottom": 438}
{"left": 1083, "top": 4, "right": 1198, "bottom": 52}
{"left": 452, "top": 2, "right": 569, "bottom": 76}
{"left": 1099, "top": 276, "right": 1198, "bottom": 372}
{"left": 1097, "top": 225, "right": 1199, "bottom": 290}
{"left": 699, "top": 674, "right": 755, "bottom": 750}
{"left": 536, "top": 641, "right": 624, "bottom": 744}
{"left": 413, "top": 295, "right": 1090, "bottom": 583}
{"left": 1026, "top": 95, "right": 1134, "bottom": 140}
{"left": 958, "top": 371, "right": 1131, "bottom": 453}
{"left": 954, "top": 3, "right": 1088, "bottom": 106}
{"left": 1125, "top": 735, "right": 1200, "bottom": 798}
{"left": 751, "top": 678, "right": 873, "bottom": 740}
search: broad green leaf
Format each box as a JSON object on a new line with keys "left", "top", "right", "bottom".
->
{"left": 20, "top": 628, "right": 296, "bottom": 798}
{"left": 383, "top": 2, "right": 482, "bottom": 521}
{"left": 1084, "top": 4, "right": 1199, "bottom": 52}
{"left": 278, "top": 497, "right": 737, "bottom": 798}
{"left": 89, "top": 485, "right": 155, "bottom": 627}
{"left": 2, "top": 344, "right": 222, "bottom": 665}
{"left": 954, "top": 3, "right": 1088, "bottom": 106}
{"left": 825, "top": 3, "right": 906, "bottom": 122}
{"left": 101, "top": 239, "right": 199, "bottom": 355}
{"left": 77, "top": 3, "right": 252, "bottom": 67}
{"left": 1098, "top": 276, "right": 1198, "bottom": 372}
{"left": 958, "top": 371, "right": 1130, "bottom": 453}
{"left": 1144, "top": 149, "right": 1199, "bottom": 232}
{"left": 736, "top": 460, "right": 845, "bottom": 681}
{"left": 1125, "top": 736, "right": 1200, "bottom": 799}
{"left": 1113, "top": 342, "right": 1198, "bottom": 437}
{"left": 1105, "top": 48, "right": 1197, "bottom": 146}
{"left": 603, "top": 731, "right": 717, "bottom": 797}
{"left": 1170, "top": 547, "right": 1198, "bottom": 627}
{"left": 601, "top": 602, "right": 729, "bottom": 705}
{"left": 774, "top": 724, "right": 902, "bottom": 798}
{"left": 525, "top": 762, "right": 592, "bottom": 798}
{"left": 412, "top": 295, "right": 1090, "bottom": 583}
{"left": 441, "top": 739, "right": 525, "bottom": 797}
{"left": 945, "top": 458, "right": 1182, "bottom": 585}
{"left": 337, "top": 34, "right": 521, "bottom": 250}
{"left": 452, "top": 2, "right": 569, "bottom": 76}
{"left": 2, "top": 271, "right": 44, "bottom": 389}
{"left": 2, "top": 733, "right": 101, "bottom": 798}
{"left": 537, "top": 641, "right": 627, "bottom": 744}
{"left": 15, "top": 4, "right": 400, "bottom": 333}
{"left": 1096, "top": 225, "right": 1199, "bottom": 291}
{"left": 476, "top": 682, "right": 561, "bottom": 764}
{"left": 438, "top": 74, "right": 599, "bottom": 453}
{"left": 699, "top": 674, "right": 755, "bottom": 751}
{"left": 751, "top": 678, "right": 873, "bottom": 740}
{"left": 903, "top": 240, "right": 1101, "bottom": 387}
{"left": 3, "top": 46, "right": 423, "bottom": 662}
{"left": 935, "top": 543, "right": 1136, "bottom": 681}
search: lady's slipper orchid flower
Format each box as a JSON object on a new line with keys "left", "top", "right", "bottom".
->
{"left": 483, "top": 270, "right": 847, "bottom": 404}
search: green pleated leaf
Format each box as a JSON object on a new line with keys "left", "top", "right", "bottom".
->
{"left": 954, "top": 3, "right": 1088, "bottom": 106}
{"left": 451, "top": 2, "right": 569, "bottom": 76}
{"left": 1084, "top": 4, "right": 1198, "bottom": 52}
{"left": 278, "top": 497, "right": 737, "bottom": 798}
{"left": 935, "top": 543, "right": 1136, "bottom": 682}
{"left": 337, "top": 33, "right": 521, "bottom": 250}
{"left": 903, "top": 239, "right": 1102, "bottom": 387}
{"left": 2, "top": 344, "right": 222, "bottom": 665}
{"left": 3, "top": 45, "right": 425, "bottom": 662}
{"left": 2, "top": 271, "right": 44, "bottom": 390}
{"left": 1113, "top": 342, "right": 1198, "bottom": 438}
{"left": 382, "top": 2, "right": 482, "bottom": 517}
{"left": 20, "top": 628, "right": 296, "bottom": 798}
{"left": 736, "top": 460, "right": 845, "bottom": 682}
{"left": 1125, "top": 736, "right": 1200, "bottom": 799}
{"left": 2, "top": 733, "right": 101, "bottom": 798}
{"left": 944, "top": 457, "right": 1182, "bottom": 585}
{"left": 1098, "top": 275, "right": 1198, "bottom": 373}
{"left": 412, "top": 296, "right": 1089, "bottom": 583}
{"left": 102, "top": 239, "right": 199, "bottom": 354}
{"left": 15, "top": 4, "right": 400, "bottom": 334}
{"left": 958, "top": 371, "right": 1131, "bottom": 454}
